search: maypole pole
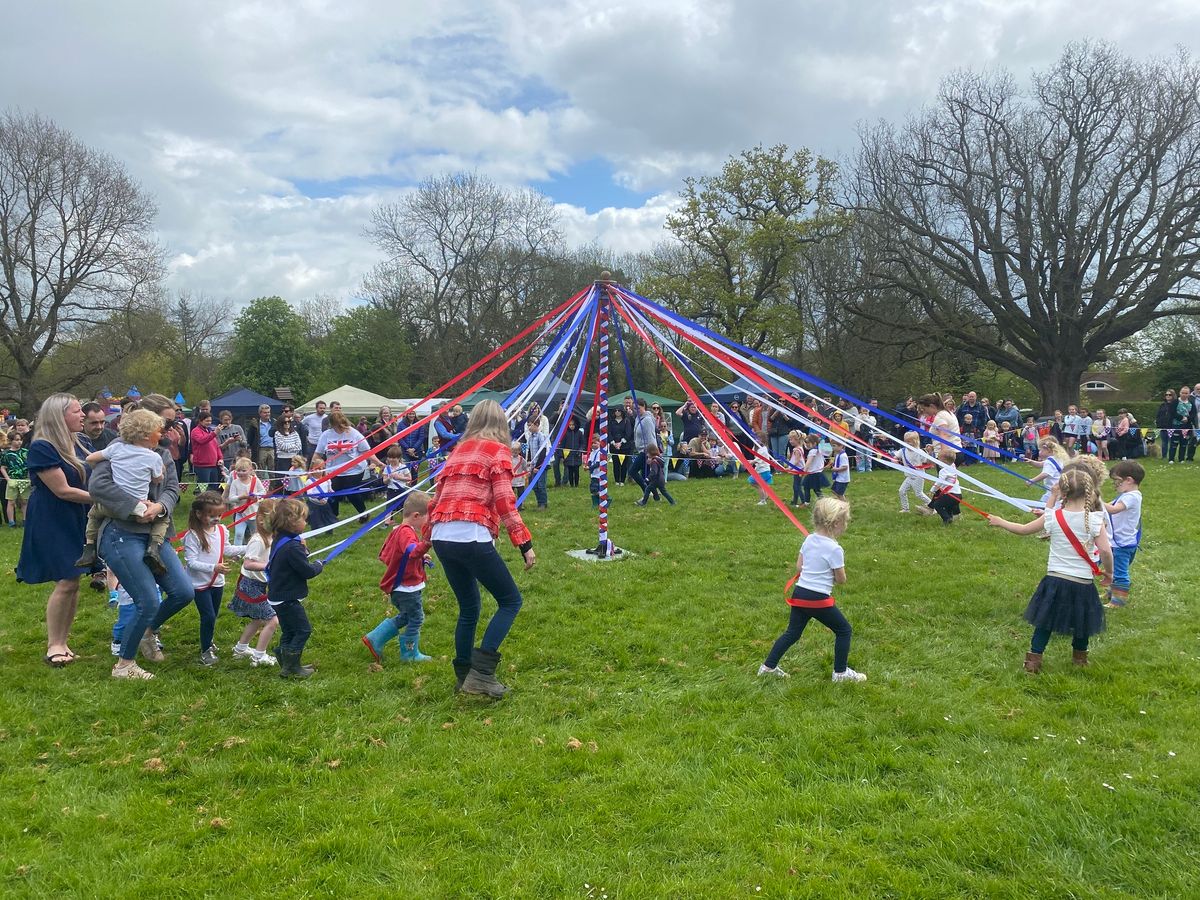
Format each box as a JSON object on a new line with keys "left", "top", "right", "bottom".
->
{"left": 590, "top": 272, "right": 620, "bottom": 558}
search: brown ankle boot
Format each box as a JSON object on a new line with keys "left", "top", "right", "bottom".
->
{"left": 1072, "top": 650, "right": 1089, "bottom": 667}
{"left": 1024, "top": 652, "right": 1043, "bottom": 674}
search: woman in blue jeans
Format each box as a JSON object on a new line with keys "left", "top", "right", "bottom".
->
{"left": 89, "top": 393, "right": 193, "bottom": 679}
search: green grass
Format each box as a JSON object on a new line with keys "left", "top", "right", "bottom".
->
{"left": 1, "top": 461, "right": 1198, "bottom": 898}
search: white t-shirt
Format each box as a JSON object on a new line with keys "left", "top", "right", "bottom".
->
{"left": 301, "top": 413, "right": 325, "bottom": 445}
{"left": 934, "top": 463, "right": 961, "bottom": 495}
{"left": 1040, "top": 457, "right": 1063, "bottom": 491}
{"left": 241, "top": 532, "right": 269, "bottom": 584}
{"left": 832, "top": 451, "right": 850, "bottom": 483}
{"left": 101, "top": 441, "right": 164, "bottom": 502}
{"left": 1108, "top": 490, "right": 1142, "bottom": 548}
{"left": 804, "top": 448, "right": 825, "bottom": 474}
{"left": 797, "top": 533, "right": 844, "bottom": 595}
{"left": 932, "top": 410, "right": 962, "bottom": 449}
{"left": 1045, "top": 509, "right": 1105, "bottom": 579}
{"left": 431, "top": 521, "right": 493, "bottom": 543}
{"left": 316, "top": 428, "right": 371, "bottom": 476}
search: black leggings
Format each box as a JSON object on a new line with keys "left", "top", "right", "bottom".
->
{"left": 565, "top": 464, "right": 580, "bottom": 486}
{"left": 330, "top": 473, "right": 367, "bottom": 517}
{"left": 929, "top": 493, "right": 961, "bottom": 523}
{"left": 765, "top": 601, "right": 853, "bottom": 672}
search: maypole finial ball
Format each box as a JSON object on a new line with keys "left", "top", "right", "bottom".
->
{"left": 599, "top": 270, "right": 612, "bottom": 282}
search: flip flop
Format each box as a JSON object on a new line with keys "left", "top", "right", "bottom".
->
{"left": 43, "top": 653, "right": 72, "bottom": 668}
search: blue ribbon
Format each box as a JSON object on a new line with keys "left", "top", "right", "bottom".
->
{"left": 614, "top": 285, "right": 1033, "bottom": 485}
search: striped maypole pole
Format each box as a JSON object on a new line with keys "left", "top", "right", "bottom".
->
{"left": 595, "top": 275, "right": 613, "bottom": 556}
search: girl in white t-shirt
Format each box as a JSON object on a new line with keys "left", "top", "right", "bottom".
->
{"left": 829, "top": 440, "right": 851, "bottom": 499}
{"left": 1028, "top": 436, "right": 1069, "bottom": 505}
{"left": 228, "top": 498, "right": 280, "bottom": 666}
{"left": 988, "top": 469, "right": 1113, "bottom": 673}
{"left": 798, "top": 434, "right": 827, "bottom": 507}
{"left": 758, "top": 498, "right": 866, "bottom": 683}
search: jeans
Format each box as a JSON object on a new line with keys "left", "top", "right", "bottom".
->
{"left": 1112, "top": 545, "right": 1137, "bottom": 591}
{"left": 765, "top": 603, "right": 853, "bottom": 672}
{"left": 433, "top": 539, "right": 524, "bottom": 664}
{"left": 640, "top": 477, "right": 675, "bottom": 504}
{"left": 856, "top": 451, "right": 873, "bottom": 473}
{"left": 533, "top": 472, "right": 548, "bottom": 506}
{"left": 770, "top": 434, "right": 790, "bottom": 462}
{"left": 1161, "top": 430, "right": 1174, "bottom": 460}
{"left": 1031, "top": 626, "right": 1087, "bottom": 654}
{"left": 193, "top": 465, "right": 222, "bottom": 492}
{"left": 100, "top": 523, "right": 193, "bottom": 662}
{"left": 112, "top": 602, "right": 138, "bottom": 643}
{"left": 627, "top": 451, "right": 647, "bottom": 490}
{"left": 792, "top": 474, "right": 803, "bottom": 504}
{"left": 330, "top": 473, "right": 368, "bottom": 516}
{"left": 194, "top": 586, "right": 224, "bottom": 652}
{"left": 389, "top": 589, "right": 425, "bottom": 639}
{"left": 274, "top": 599, "right": 312, "bottom": 653}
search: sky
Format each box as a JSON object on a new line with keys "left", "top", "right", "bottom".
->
{"left": 4, "top": 0, "right": 1199, "bottom": 306}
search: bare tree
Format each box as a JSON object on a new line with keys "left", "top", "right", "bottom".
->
{"left": 0, "top": 111, "right": 164, "bottom": 410}
{"left": 169, "top": 291, "right": 231, "bottom": 391}
{"left": 851, "top": 43, "right": 1200, "bottom": 411}
{"left": 365, "top": 172, "right": 563, "bottom": 383}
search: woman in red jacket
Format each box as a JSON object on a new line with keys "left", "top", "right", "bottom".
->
{"left": 430, "top": 399, "right": 535, "bottom": 698}
{"left": 189, "top": 411, "right": 223, "bottom": 492}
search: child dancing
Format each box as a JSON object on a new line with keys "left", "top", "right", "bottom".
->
{"left": 988, "top": 469, "right": 1113, "bottom": 672}
{"left": 228, "top": 498, "right": 280, "bottom": 667}
{"left": 267, "top": 498, "right": 325, "bottom": 678}
{"left": 897, "top": 431, "right": 931, "bottom": 512}
{"left": 363, "top": 491, "right": 434, "bottom": 664}
{"left": 758, "top": 497, "right": 866, "bottom": 682}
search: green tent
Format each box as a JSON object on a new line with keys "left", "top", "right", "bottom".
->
{"left": 607, "top": 389, "right": 683, "bottom": 410}
{"left": 459, "top": 389, "right": 512, "bottom": 410}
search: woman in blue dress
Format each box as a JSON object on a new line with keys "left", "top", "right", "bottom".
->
{"left": 16, "top": 393, "right": 92, "bottom": 667}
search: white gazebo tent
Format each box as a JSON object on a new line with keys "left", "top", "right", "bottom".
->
{"left": 296, "top": 385, "right": 402, "bottom": 418}
{"left": 391, "top": 396, "right": 451, "bottom": 416}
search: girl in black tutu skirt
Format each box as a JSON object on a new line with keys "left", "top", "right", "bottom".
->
{"left": 988, "top": 469, "right": 1113, "bottom": 673}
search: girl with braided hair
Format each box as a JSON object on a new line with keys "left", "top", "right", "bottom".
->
{"left": 988, "top": 469, "right": 1113, "bottom": 674}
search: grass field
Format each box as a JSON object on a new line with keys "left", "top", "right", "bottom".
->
{"left": 1, "top": 459, "right": 1197, "bottom": 898}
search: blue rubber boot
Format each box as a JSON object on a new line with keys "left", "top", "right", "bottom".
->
{"left": 362, "top": 619, "right": 400, "bottom": 664}
{"left": 400, "top": 635, "right": 432, "bottom": 662}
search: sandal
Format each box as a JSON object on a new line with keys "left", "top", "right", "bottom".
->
{"left": 43, "top": 653, "right": 72, "bottom": 668}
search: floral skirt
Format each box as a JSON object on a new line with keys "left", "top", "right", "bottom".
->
{"left": 227, "top": 575, "right": 275, "bottom": 620}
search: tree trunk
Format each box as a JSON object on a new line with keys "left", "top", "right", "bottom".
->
{"left": 1037, "top": 359, "right": 1085, "bottom": 416}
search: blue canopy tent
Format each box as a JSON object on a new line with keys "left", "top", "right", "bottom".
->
{"left": 208, "top": 386, "right": 284, "bottom": 419}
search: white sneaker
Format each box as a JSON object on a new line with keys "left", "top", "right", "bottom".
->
{"left": 232, "top": 644, "right": 257, "bottom": 660}
{"left": 832, "top": 667, "right": 867, "bottom": 683}
{"left": 251, "top": 651, "right": 277, "bottom": 667}
{"left": 112, "top": 662, "right": 155, "bottom": 680}
{"left": 757, "top": 499, "right": 768, "bottom": 505}
{"left": 110, "top": 640, "right": 121, "bottom": 657}
{"left": 758, "top": 664, "right": 789, "bottom": 678}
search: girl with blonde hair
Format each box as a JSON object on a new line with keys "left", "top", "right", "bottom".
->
{"left": 989, "top": 469, "right": 1113, "bottom": 673}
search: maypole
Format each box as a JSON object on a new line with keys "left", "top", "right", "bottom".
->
{"left": 590, "top": 273, "right": 619, "bottom": 557}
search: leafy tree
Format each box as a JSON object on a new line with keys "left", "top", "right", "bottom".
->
{"left": 851, "top": 43, "right": 1200, "bottom": 412}
{"left": 324, "top": 305, "right": 412, "bottom": 398}
{"left": 219, "top": 297, "right": 314, "bottom": 399}
{"left": 0, "top": 110, "right": 164, "bottom": 410}
{"left": 640, "top": 144, "right": 839, "bottom": 352}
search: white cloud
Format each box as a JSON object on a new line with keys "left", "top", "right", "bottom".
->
{"left": 2, "top": 0, "right": 1198, "bottom": 303}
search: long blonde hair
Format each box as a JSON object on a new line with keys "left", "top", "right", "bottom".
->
{"left": 32, "top": 393, "right": 86, "bottom": 480}
{"left": 462, "top": 399, "right": 511, "bottom": 445}
{"left": 1058, "top": 469, "right": 1095, "bottom": 535}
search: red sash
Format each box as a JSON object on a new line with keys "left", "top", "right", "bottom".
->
{"left": 1054, "top": 509, "right": 1101, "bottom": 577}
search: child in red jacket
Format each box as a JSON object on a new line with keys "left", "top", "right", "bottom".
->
{"left": 363, "top": 491, "right": 433, "bottom": 663}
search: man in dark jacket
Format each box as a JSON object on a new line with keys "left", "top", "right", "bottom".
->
{"left": 82, "top": 402, "right": 119, "bottom": 451}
